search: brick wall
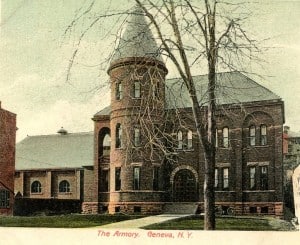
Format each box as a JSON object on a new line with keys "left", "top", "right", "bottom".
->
{"left": 0, "top": 104, "right": 16, "bottom": 215}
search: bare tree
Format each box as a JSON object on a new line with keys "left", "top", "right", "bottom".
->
{"left": 65, "top": 0, "right": 259, "bottom": 230}
{"left": 133, "top": 0, "right": 259, "bottom": 230}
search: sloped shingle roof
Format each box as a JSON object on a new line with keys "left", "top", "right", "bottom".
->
{"left": 166, "top": 71, "right": 280, "bottom": 109}
{"left": 111, "top": 6, "right": 163, "bottom": 63}
{"left": 16, "top": 132, "right": 94, "bottom": 170}
{"left": 94, "top": 71, "right": 281, "bottom": 116}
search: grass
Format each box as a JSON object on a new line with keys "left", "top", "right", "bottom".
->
{"left": 0, "top": 214, "right": 145, "bottom": 228}
{"left": 143, "top": 215, "right": 290, "bottom": 231}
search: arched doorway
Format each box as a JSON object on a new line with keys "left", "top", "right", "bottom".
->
{"left": 173, "top": 169, "right": 197, "bottom": 202}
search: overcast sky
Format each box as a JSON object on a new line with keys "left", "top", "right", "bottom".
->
{"left": 1, "top": 0, "right": 300, "bottom": 142}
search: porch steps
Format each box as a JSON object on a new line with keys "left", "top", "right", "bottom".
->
{"left": 163, "top": 203, "right": 198, "bottom": 215}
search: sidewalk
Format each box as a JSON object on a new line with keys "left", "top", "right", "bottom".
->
{"left": 98, "top": 214, "right": 190, "bottom": 229}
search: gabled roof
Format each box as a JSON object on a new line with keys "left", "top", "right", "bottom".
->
{"left": 16, "top": 132, "right": 94, "bottom": 170}
{"left": 94, "top": 71, "right": 281, "bottom": 116}
{"left": 94, "top": 106, "right": 111, "bottom": 117}
{"left": 111, "top": 6, "right": 163, "bottom": 63}
{"left": 166, "top": 71, "right": 281, "bottom": 109}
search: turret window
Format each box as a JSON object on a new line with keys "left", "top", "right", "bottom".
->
{"left": 116, "top": 123, "right": 122, "bottom": 148}
{"left": 116, "top": 82, "right": 123, "bottom": 100}
{"left": 115, "top": 167, "right": 121, "bottom": 191}
{"left": 134, "top": 127, "right": 141, "bottom": 147}
{"left": 133, "top": 167, "right": 140, "bottom": 190}
{"left": 134, "top": 80, "right": 141, "bottom": 98}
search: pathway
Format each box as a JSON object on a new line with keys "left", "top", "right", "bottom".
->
{"left": 98, "top": 214, "right": 190, "bottom": 229}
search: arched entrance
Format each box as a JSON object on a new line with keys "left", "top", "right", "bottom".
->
{"left": 173, "top": 169, "right": 197, "bottom": 202}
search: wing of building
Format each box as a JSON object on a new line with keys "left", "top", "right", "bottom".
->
{"left": 14, "top": 130, "right": 93, "bottom": 215}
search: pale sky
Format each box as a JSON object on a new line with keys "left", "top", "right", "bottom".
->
{"left": 1, "top": 0, "right": 300, "bottom": 142}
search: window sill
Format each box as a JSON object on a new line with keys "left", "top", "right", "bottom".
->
{"left": 30, "top": 192, "right": 43, "bottom": 195}
{"left": 243, "top": 190, "right": 275, "bottom": 192}
{"left": 58, "top": 192, "right": 72, "bottom": 195}
{"left": 176, "top": 148, "right": 194, "bottom": 152}
{"left": 247, "top": 145, "right": 269, "bottom": 148}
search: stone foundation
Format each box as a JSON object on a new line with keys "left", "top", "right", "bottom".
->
{"left": 81, "top": 202, "right": 99, "bottom": 214}
{"left": 82, "top": 201, "right": 284, "bottom": 218}
{"left": 107, "top": 202, "right": 164, "bottom": 214}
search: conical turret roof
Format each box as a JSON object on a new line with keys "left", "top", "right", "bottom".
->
{"left": 111, "top": 6, "right": 163, "bottom": 64}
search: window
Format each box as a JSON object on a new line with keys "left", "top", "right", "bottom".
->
{"left": 215, "top": 129, "right": 218, "bottom": 148}
{"left": 59, "top": 180, "right": 70, "bottom": 193}
{"left": 115, "top": 167, "right": 121, "bottom": 191}
{"left": 153, "top": 167, "right": 159, "bottom": 191}
{"left": 116, "top": 82, "right": 123, "bottom": 100}
{"left": 134, "top": 127, "right": 140, "bottom": 147}
{"left": 260, "top": 125, "right": 267, "bottom": 145}
{"left": 214, "top": 168, "right": 218, "bottom": 188}
{"left": 116, "top": 124, "right": 122, "bottom": 148}
{"left": 223, "top": 168, "right": 229, "bottom": 190}
{"left": 222, "top": 127, "right": 229, "bottom": 148}
{"left": 134, "top": 80, "right": 141, "bottom": 98}
{"left": 100, "top": 170, "right": 109, "bottom": 192}
{"left": 133, "top": 167, "right": 140, "bottom": 190}
{"left": 249, "top": 125, "right": 256, "bottom": 146}
{"left": 187, "top": 130, "right": 193, "bottom": 149}
{"left": 260, "top": 166, "right": 268, "bottom": 190}
{"left": 103, "top": 134, "right": 111, "bottom": 157}
{"left": 177, "top": 130, "right": 183, "bottom": 149}
{"left": 152, "top": 79, "right": 159, "bottom": 98}
{"left": 250, "top": 167, "right": 256, "bottom": 190}
{"left": 31, "top": 181, "right": 42, "bottom": 193}
{"left": 0, "top": 190, "right": 10, "bottom": 208}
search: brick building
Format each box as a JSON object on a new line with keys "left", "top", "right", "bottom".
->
{"left": 14, "top": 129, "right": 93, "bottom": 215}
{"left": 0, "top": 102, "right": 16, "bottom": 215}
{"left": 82, "top": 9, "right": 285, "bottom": 217}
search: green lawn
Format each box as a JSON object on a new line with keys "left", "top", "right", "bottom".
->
{"left": 143, "top": 215, "right": 292, "bottom": 231}
{"left": 0, "top": 214, "right": 144, "bottom": 228}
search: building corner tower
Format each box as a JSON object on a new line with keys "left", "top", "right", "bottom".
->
{"left": 107, "top": 6, "right": 168, "bottom": 214}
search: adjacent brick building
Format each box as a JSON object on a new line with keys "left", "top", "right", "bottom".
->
{"left": 14, "top": 129, "right": 93, "bottom": 215}
{"left": 82, "top": 8, "right": 285, "bottom": 217}
{"left": 0, "top": 102, "right": 16, "bottom": 215}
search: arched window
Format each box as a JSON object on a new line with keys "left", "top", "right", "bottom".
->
{"left": 260, "top": 125, "right": 267, "bottom": 145}
{"left": 103, "top": 134, "right": 111, "bottom": 157}
{"left": 249, "top": 125, "right": 256, "bottom": 146}
{"left": 177, "top": 130, "right": 183, "bottom": 149}
{"left": 187, "top": 130, "right": 193, "bottom": 149}
{"left": 59, "top": 180, "right": 70, "bottom": 193}
{"left": 134, "top": 80, "right": 141, "bottom": 98}
{"left": 116, "top": 123, "right": 122, "bottom": 148}
{"left": 31, "top": 181, "right": 42, "bottom": 193}
{"left": 222, "top": 127, "right": 229, "bottom": 148}
{"left": 116, "top": 82, "right": 123, "bottom": 100}
{"left": 134, "top": 127, "right": 140, "bottom": 147}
